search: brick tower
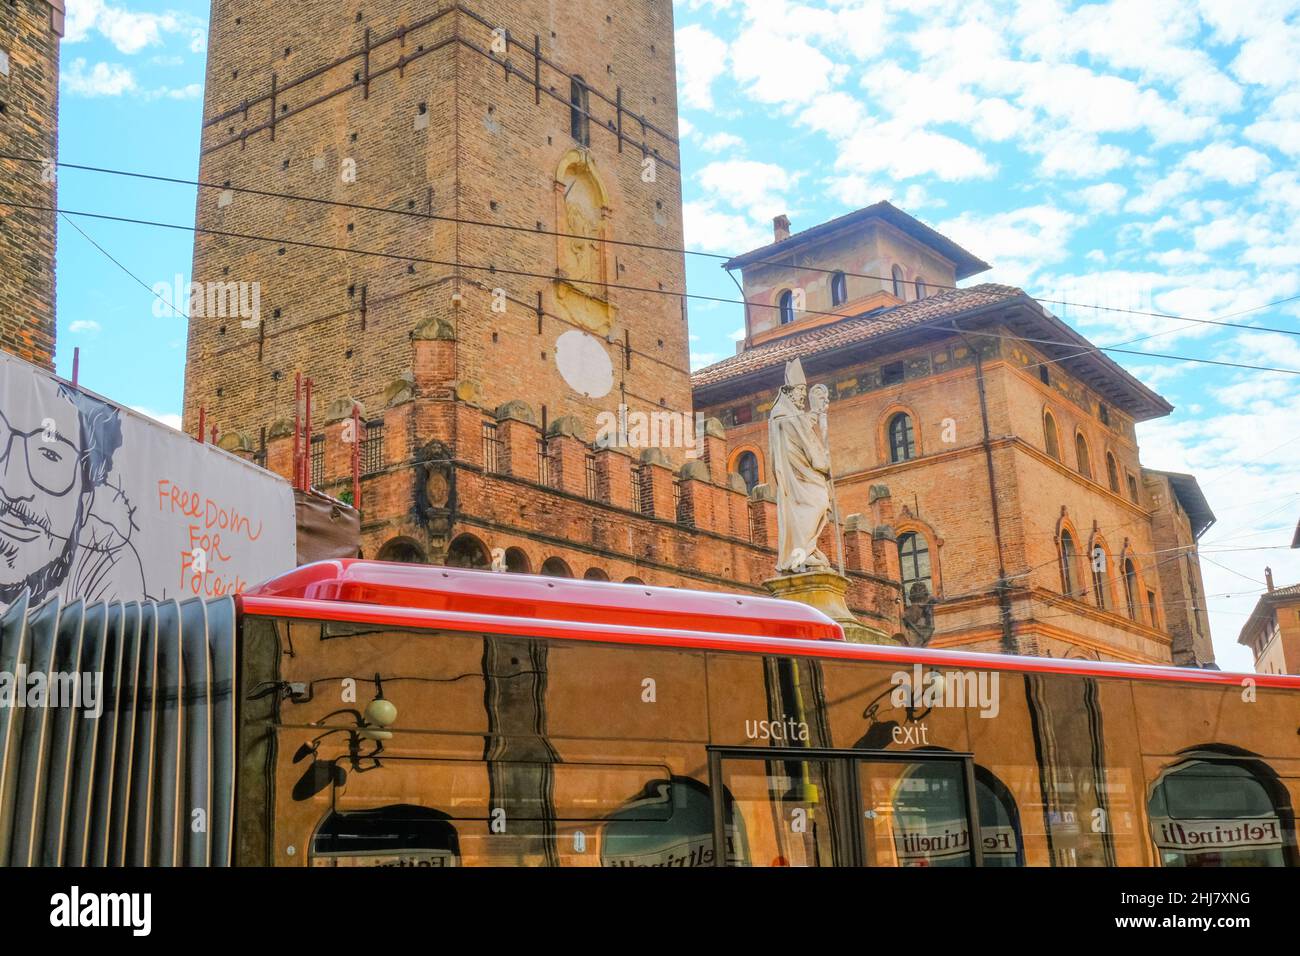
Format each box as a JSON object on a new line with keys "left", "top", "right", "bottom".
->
{"left": 0, "top": 0, "right": 63, "bottom": 368}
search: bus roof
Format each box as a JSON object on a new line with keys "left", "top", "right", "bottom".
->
{"left": 243, "top": 559, "right": 846, "bottom": 642}
{"left": 240, "top": 560, "right": 1300, "bottom": 691}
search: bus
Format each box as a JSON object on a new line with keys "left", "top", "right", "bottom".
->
{"left": 1, "top": 559, "right": 1297, "bottom": 867}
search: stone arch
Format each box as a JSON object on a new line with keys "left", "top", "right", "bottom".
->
{"left": 583, "top": 567, "right": 610, "bottom": 581}
{"left": 623, "top": 576, "right": 646, "bottom": 585}
{"left": 541, "top": 556, "right": 574, "bottom": 578}
{"left": 503, "top": 547, "right": 532, "bottom": 574}
{"left": 377, "top": 536, "right": 427, "bottom": 564}
{"left": 446, "top": 533, "right": 491, "bottom": 570}
{"left": 554, "top": 148, "right": 614, "bottom": 334}
{"left": 878, "top": 403, "right": 922, "bottom": 465}
{"left": 1042, "top": 406, "right": 1061, "bottom": 460}
{"left": 895, "top": 518, "right": 943, "bottom": 600}
{"left": 1055, "top": 513, "right": 1085, "bottom": 599}
{"left": 1087, "top": 532, "right": 1116, "bottom": 611}
{"left": 728, "top": 444, "right": 764, "bottom": 493}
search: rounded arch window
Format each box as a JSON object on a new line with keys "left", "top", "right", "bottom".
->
{"left": 1043, "top": 412, "right": 1060, "bottom": 460}
{"left": 623, "top": 576, "right": 646, "bottom": 585}
{"left": 914, "top": 277, "right": 927, "bottom": 300}
{"left": 1106, "top": 452, "right": 1120, "bottom": 493}
{"left": 583, "top": 567, "right": 610, "bottom": 581}
{"left": 1075, "top": 433, "right": 1092, "bottom": 479}
{"left": 1090, "top": 541, "right": 1109, "bottom": 610}
{"left": 734, "top": 450, "right": 760, "bottom": 493}
{"left": 897, "top": 532, "right": 933, "bottom": 605}
{"left": 891, "top": 265, "right": 906, "bottom": 298}
{"left": 1060, "top": 529, "right": 1078, "bottom": 596}
{"left": 446, "top": 533, "right": 491, "bottom": 569}
{"left": 778, "top": 290, "right": 796, "bottom": 325}
{"left": 503, "top": 547, "right": 531, "bottom": 574}
{"left": 1148, "top": 753, "right": 1297, "bottom": 867}
{"left": 377, "top": 537, "right": 427, "bottom": 564}
{"left": 831, "top": 271, "right": 848, "bottom": 307}
{"left": 888, "top": 412, "right": 917, "bottom": 463}
{"left": 1124, "top": 558, "right": 1139, "bottom": 620}
{"left": 541, "top": 556, "right": 574, "bottom": 578}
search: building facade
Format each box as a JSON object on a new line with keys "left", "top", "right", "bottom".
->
{"left": 694, "top": 208, "right": 1218, "bottom": 665}
{"left": 0, "top": 0, "right": 62, "bottom": 368}
{"left": 180, "top": 0, "right": 902, "bottom": 634}
{"left": 1238, "top": 572, "right": 1300, "bottom": 674}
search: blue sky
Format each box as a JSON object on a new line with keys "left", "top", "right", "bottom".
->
{"left": 53, "top": 0, "right": 1300, "bottom": 668}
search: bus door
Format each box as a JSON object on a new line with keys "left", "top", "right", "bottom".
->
{"left": 709, "top": 748, "right": 983, "bottom": 867}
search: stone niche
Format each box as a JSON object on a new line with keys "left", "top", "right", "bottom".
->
{"left": 553, "top": 149, "right": 615, "bottom": 336}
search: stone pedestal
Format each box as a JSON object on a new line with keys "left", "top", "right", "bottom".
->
{"left": 764, "top": 571, "right": 898, "bottom": 645}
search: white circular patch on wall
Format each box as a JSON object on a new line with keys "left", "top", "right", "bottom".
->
{"left": 555, "top": 330, "right": 614, "bottom": 399}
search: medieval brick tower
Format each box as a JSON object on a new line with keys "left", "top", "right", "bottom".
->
{"left": 0, "top": 0, "right": 63, "bottom": 369}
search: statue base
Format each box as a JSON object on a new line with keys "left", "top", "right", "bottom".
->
{"left": 763, "top": 571, "right": 898, "bottom": 645}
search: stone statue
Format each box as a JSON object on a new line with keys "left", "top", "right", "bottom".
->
{"left": 769, "top": 358, "right": 833, "bottom": 573}
{"left": 901, "top": 582, "right": 936, "bottom": 646}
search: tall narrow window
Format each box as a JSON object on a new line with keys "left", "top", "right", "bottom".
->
{"left": 914, "top": 277, "right": 927, "bottom": 300}
{"left": 1127, "top": 472, "right": 1140, "bottom": 504}
{"left": 1091, "top": 544, "right": 1108, "bottom": 610}
{"left": 1075, "top": 433, "right": 1092, "bottom": 479}
{"left": 891, "top": 265, "right": 905, "bottom": 298}
{"left": 1124, "top": 559, "right": 1139, "bottom": 621}
{"left": 778, "top": 290, "right": 795, "bottom": 325}
{"left": 735, "top": 451, "right": 759, "bottom": 493}
{"left": 1060, "top": 530, "right": 1077, "bottom": 597}
{"left": 1043, "top": 412, "right": 1060, "bottom": 460}
{"left": 888, "top": 412, "right": 917, "bottom": 463}
{"left": 570, "top": 76, "right": 590, "bottom": 146}
{"left": 831, "top": 271, "right": 848, "bottom": 307}
{"left": 1106, "top": 452, "right": 1119, "bottom": 493}
{"left": 1147, "top": 589, "right": 1159, "bottom": 629}
{"left": 898, "top": 532, "right": 933, "bottom": 604}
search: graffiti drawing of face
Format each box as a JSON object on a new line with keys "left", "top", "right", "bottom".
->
{"left": 0, "top": 393, "right": 89, "bottom": 604}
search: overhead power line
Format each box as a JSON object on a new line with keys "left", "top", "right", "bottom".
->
{"left": 5, "top": 150, "right": 1300, "bottom": 337}
{"left": 10, "top": 198, "right": 1300, "bottom": 380}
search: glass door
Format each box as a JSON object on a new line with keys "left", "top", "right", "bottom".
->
{"left": 858, "top": 757, "right": 981, "bottom": 867}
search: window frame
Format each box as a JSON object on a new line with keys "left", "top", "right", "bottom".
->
{"left": 887, "top": 412, "right": 917, "bottom": 463}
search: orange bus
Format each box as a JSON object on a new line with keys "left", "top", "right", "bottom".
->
{"left": 2, "top": 559, "right": 1298, "bottom": 867}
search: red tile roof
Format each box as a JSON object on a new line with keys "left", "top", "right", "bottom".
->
{"left": 692, "top": 283, "right": 1023, "bottom": 389}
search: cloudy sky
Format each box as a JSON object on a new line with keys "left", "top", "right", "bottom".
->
{"left": 49, "top": 0, "right": 1300, "bottom": 668}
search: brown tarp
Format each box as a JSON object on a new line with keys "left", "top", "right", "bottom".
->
{"left": 294, "top": 490, "right": 360, "bottom": 565}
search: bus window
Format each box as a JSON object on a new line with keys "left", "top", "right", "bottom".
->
{"left": 311, "top": 805, "right": 460, "bottom": 867}
{"left": 860, "top": 759, "right": 974, "bottom": 866}
{"left": 1148, "top": 754, "right": 1296, "bottom": 867}
{"left": 717, "top": 757, "right": 855, "bottom": 866}
{"left": 599, "top": 778, "right": 740, "bottom": 868}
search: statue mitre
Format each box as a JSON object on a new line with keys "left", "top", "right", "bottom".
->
{"left": 784, "top": 358, "right": 807, "bottom": 389}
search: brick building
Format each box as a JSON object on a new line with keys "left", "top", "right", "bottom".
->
{"left": 694, "top": 207, "right": 1218, "bottom": 665}
{"left": 0, "top": 0, "right": 63, "bottom": 368}
{"left": 1238, "top": 570, "right": 1300, "bottom": 674}
{"left": 180, "top": 0, "right": 901, "bottom": 635}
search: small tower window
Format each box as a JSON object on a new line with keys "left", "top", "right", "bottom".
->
{"left": 891, "top": 265, "right": 905, "bottom": 299}
{"left": 915, "top": 277, "right": 927, "bottom": 300}
{"left": 570, "top": 76, "right": 591, "bottom": 146}
{"left": 888, "top": 412, "right": 917, "bottom": 463}
{"left": 831, "top": 272, "right": 848, "bottom": 307}
{"left": 778, "top": 290, "right": 795, "bottom": 325}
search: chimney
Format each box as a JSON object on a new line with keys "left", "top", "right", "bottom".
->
{"left": 773, "top": 214, "right": 791, "bottom": 243}
{"left": 1266, "top": 567, "right": 1275, "bottom": 592}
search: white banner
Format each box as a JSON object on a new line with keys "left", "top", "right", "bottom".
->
{"left": 0, "top": 352, "right": 296, "bottom": 608}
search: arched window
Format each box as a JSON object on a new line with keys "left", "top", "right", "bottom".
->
{"left": 1043, "top": 411, "right": 1060, "bottom": 460}
{"left": 891, "top": 265, "right": 906, "bottom": 298}
{"left": 1148, "top": 752, "right": 1298, "bottom": 867}
{"left": 1060, "top": 530, "right": 1078, "bottom": 597}
{"left": 915, "top": 277, "right": 927, "bottom": 300}
{"left": 377, "top": 537, "right": 427, "bottom": 564}
{"left": 897, "top": 532, "right": 933, "bottom": 605}
{"left": 1075, "top": 432, "right": 1092, "bottom": 479}
{"left": 888, "top": 412, "right": 917, "bottom": 463}
{"left": 1106, "top": 452, "right": 1119, "bottom": 493}
{"left": 831, "top": 271, "right": 848, "bottom": 307}
{"left": 1124, "top": 558, "right": 1139, "bottom": 621}
{"left": 503, "top": 547, "right": 531, "bottom": 574}
{"left": 446, "top": 533, "right": 491, "bottom": 569}
{"left": 735, "top": 450, "right": 760, "bottom": 493}
{"left": 570, "top": 76, "right": 590, "bottom": 146}
{"left": 583, "top": 567, "right": 610, "bottom": 581}
{"left": 541, "top": 556, "right": 574, "bottom": 578}
{"left": 778, "top": 289, "right": 795, "bottom": 325}
{"left": 1091, "top": 542, "right": 1108, "bottom": 610}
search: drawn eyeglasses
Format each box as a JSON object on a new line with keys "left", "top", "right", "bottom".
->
{"left": 0, "top": 408, "right": 83, "bottom": 497}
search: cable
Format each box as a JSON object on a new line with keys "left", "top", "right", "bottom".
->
{"left": 7, "top": 150, "right": 1300, "bottom": 337}
{"left": 9, "top": 198, "right": 1300, "bottom": 379}
{"left": 59, "top": 212, "right": 188, "bottom": 319}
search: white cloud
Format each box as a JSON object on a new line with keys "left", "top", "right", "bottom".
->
{"left": 699, "top": 132, "right": 746, "bottom": 154}
{"left": 676, "top": 24, "right": 730, "bottom": 110}
{"left": 696, "top": 160, "right": 796, "bottom": 218}
{"left": 1072, "top": 182, "right": 1127, "bottom": 214}
{"left": 1182, "top": 142, "right": 1271, "bottom": 185}
{"left": 129, "top": 406, "right": 184, "bottom": 431}
{"left": 61, "top": 58, "right": 137, "bottom": 97}
{"left": 65, "top": 0, "right": 197, "bottom": 56}
{"left": 939, "top": 205, "right": 1080, "bottom": 286}
{"left": 68, "top": 320, "right": 101, "bottom": 334}
{"left": 682, "top": 200, "right": 769, "bottom": 254}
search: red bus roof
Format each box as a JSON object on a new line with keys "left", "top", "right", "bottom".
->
{"left": 240, "top": 560, "right": 1300, "bottom": 691}
{"left": 244, "top": 559, "right": 845, "bottom": 642}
